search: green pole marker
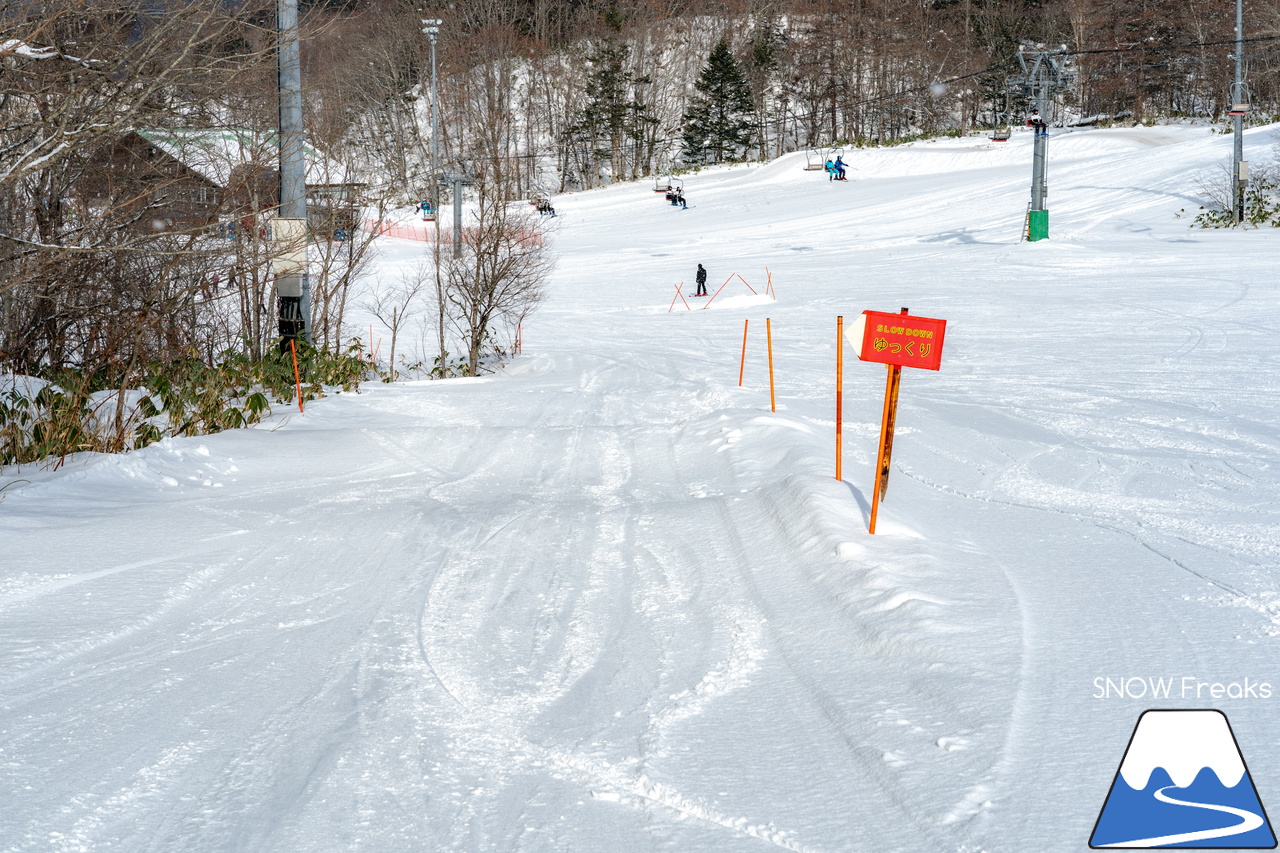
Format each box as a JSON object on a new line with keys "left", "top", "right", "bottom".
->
{"left": 1028, "top": 210, "right": 1049, "bottom": 242}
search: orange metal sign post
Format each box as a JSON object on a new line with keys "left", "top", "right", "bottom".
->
{"left": 848, "top": 308, "right": 947, "bottom": 534}
{"left": 867, "top": 363, "right": 901, "bottom": 533}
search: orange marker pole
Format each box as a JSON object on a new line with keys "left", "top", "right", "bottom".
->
{"left": 836, "top": 315, "right": 843, "bottom": 480}
{"left": 735, "top": 273, "right": 757, "bottom": 295}
{"left": 766, "top": 318, "right": 776, "bottom": 412}
{"left": 738, "top": 319, "right": 749, "bottom": 386}
{"left": 676, "top": 282, "right": 691, "bottom": 311}
{"left": 766, "top": 267, "right": 774, "bottom": 299}
{"left": 703, "top": 274, "right": 735, "bottom": 309}
{"left": 290, "top": 338, "right": 304, "bottom": 414}
{"left": 669, "top": 282, "right": 691, "bottom": 312}
{"left": 516, "top": 322, "right": 522, "bottom": 354}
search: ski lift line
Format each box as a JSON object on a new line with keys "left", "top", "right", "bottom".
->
{"left": 441, "top": 33, "right": 1280, "bottom": 168}
{"left": 1062, "top": 33, "right": 1280, "bottom": 58}
{"left": 455, "top": 62, "right": 1006, "bottom": 165}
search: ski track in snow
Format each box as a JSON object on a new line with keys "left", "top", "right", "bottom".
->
{"left": 4, "top": 124, "right": 1280, "bottom": 852}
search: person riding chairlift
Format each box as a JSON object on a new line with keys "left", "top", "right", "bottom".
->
{"left": 835, "top": 154, "right": 847, "bottom": 181}
{"left": 1027, "top": 110, "right": 1048, "bottom": 135}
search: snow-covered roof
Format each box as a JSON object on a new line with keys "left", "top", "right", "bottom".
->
{"left": 134, "top": 128, "right": 357, "bottom": 188}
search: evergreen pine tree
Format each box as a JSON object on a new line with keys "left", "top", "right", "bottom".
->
{"left": 566, "top": 38, "right": 656, "bottom": 185}
{"left": 681, "top": 38, "right": 755, "bottom": 164}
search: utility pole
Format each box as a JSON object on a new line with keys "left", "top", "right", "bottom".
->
{"left": 276, "top": 0, "right": 310, "bottom": 346}
{"left": 1012, "top": 48, "right": 1071, "bottom": 242}
{"left": 422, "top": 19, "right": 441, "bottom": 219}
{"left": 1230, "top": 0, "right": 1248, "bottom": 224}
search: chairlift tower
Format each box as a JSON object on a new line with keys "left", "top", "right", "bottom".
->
{"left": 1230, "top": 0, "right": 1248, "bottom": 224}
{"left": 1011, "top": 47, "right": 1073, "bottom": 241}
{"left": 443, "top": 166, "right": 474, "bottom": 258}
{"left": 276, "top": 0, "right": 311, "bottom": 345}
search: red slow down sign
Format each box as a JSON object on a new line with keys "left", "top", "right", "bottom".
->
{"left": 842, "top": 308, "right": 948, "bottom": 534}
{"left": 848, "top": 310, "right": 946, "bottom": 371}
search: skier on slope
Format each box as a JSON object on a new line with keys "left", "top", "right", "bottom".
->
{"left": 695, "top": 263, "right": 708, "bottom": 296}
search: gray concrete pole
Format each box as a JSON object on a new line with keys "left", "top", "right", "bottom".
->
{"left": 1233, "top": 0, "right": 1245, "bottom": 223}
{"left": 1031, "top": 86, "right": 1048, "bottom": 211}
{"left": 277, "top": 0, "right": 310, "bottom": 343}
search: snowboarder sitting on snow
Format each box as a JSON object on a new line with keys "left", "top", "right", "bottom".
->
{"left": 695, "top": 263, "right": 707, "bottom": 296}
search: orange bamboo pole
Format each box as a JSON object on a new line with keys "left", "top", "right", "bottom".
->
{"left": 836, "top": 315, "right": 843, "bottom": 480}
{"left": 516, "top": 322, "right": 522, "bottom": 354}
{"left": 290, "top": 338, "right": 305, "bottom": 414}
{"left": 766, "top": 267, "right": 774, "bottom": 299}
{"left": 738, "top": 319, "right": 749, "bottom": 386}
{"left": 703, "top": 274, "right": 736, "bottom": 309}
{"left": 735, "top": 273, "right": 757, "bottom": 295}
{"left": 766, "top": 318, "right": 776, "bottom": 412}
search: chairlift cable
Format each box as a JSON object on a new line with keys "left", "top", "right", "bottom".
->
{"left": 444, "top": 33, "right": 1280, "bottom": 166}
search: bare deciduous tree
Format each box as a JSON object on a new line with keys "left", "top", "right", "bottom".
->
{"left": 438, "top": 170, "right": 551, "bottom": 376}
{"left": 364, "top": 261, "right": 429, "bottom": 380}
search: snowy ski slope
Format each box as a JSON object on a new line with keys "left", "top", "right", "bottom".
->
{"left": 3, "top": 123, "right": 1280, "bottom": 852}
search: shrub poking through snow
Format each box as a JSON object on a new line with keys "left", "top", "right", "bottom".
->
{"left": 1, "top": 342, "right": 369, "bottom": 467}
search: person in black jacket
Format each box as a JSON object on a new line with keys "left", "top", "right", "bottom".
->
{"left": 695, "top": 264, "right": 708, "bottom": 296}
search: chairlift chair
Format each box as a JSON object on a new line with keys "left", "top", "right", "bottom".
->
{"left": 654, "top": 175, "right": 673, "bottom": 193}
{"left": 664, "top": 177, "right": 684, "bottom": 202}
{"left": 1228, "top": 104, "right": 1249, "bottom": 117}
{"left": 990, "top": 126, "right": 1012, "bottom": 142}
{"left": 803, "top": 147, "right": 830, "bottom": 171}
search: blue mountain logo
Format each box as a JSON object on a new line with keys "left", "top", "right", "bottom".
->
{"left": 1091, "top": 710, "right": 1276, "bottom": 848}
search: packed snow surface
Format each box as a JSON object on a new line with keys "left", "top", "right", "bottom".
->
{"left": 5, "top": 124, "right": 1280, "bottom": 852}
